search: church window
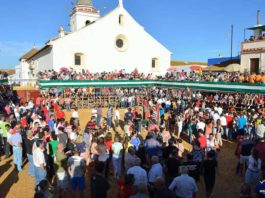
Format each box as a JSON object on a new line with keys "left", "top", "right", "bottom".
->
{"left": 74, "top": 53, "right": 83, "bottom": 66}
{"left": 116, "top": 39, "right": 124, "bottom": 48}
{"left": 152, "top": 58, "right": 159, "bottom": 69}
{"left": 85, "top": 20, "right": 91, "bottom": 25}
{"left": 119, "top": 14, "right": 124, "bottom": 25}
{"left": 115, "top": 35, "right": 128, "bottom": 52}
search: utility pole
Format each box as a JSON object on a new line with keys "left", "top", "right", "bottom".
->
{"left": 257, "top": 10, "right": 260, "bottom": 25}
{"left": 230, "top": 24, "right": 233, "bottom": 59}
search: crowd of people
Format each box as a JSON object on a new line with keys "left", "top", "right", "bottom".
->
{"left": 1, "top": 85, "right": 265, "bottom": 198}
{"left": 0, "top": 71, "right": 8, "bottom": 80}
{"left": 37, "top": 68, "right": 265, "bottom": 84}
{"left": 245, "top": 33, "right": 265, "bottom": 42}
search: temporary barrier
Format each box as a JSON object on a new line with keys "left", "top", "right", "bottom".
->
{"left": 0, "top": 79, "right": 8, "bottom": 84}
{"left": 38, "top": 80, "right": 265, "bottom": 94}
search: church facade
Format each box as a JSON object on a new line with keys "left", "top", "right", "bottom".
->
{"left": 18, "top": 0, "right": 171, "bottom": 80}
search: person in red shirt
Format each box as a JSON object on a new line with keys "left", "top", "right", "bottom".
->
{"left": 142, "top": 98, "right": 148, "bottom": 109}
{"left": 225, "top": 113, "right": 233, "bottom": 140}
{"left": 209, "top": 95, "right": 214, "bottom": 103}
{"left": 103, "top": 132, "right": 112, "bottom": 178}
{"left": 132, "top": 108, "right": 138, "bottom": 120}
{"left": 56, "top": 107, "right": 65, "bottom": 121}
{"left": 20, "top": 115, "right": 28, "bottom": 129}
{"left": 117, "top": 174, "right": 135, "bottom": 198}
{"left": 35, "top": 96, "right": 42, "bottom": 107}
{"left": 41, "top": 104, "right": 48, "bottom": 118}
{"left": 104, "top": 132, "right": 113, "bottom": 153}
{"left": 197, "top": 129, "right": 207, "bottom": 149}
{"left": 229, "top": 105, "right": 235, "bottom": 113}
{"left": 53, "top": 102, "right": 59, "bottom": 113}
{"left": 196, "top": 100, "right": 201, "bottom": 108}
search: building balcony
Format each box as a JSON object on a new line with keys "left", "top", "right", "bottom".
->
{"left": 241, "top": 39, "right": 265, "bottom": 54}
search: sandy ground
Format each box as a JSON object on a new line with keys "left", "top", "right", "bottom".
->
{"left": 0, "top": 109, "right": 243, "bottom": 198}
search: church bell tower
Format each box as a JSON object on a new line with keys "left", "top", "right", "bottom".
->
{"left": 70, "top": 0, "right": 100, "bottom": 32}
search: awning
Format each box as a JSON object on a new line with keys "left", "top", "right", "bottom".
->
{"left": 246, "top": 25, "right": 265, "bottom": 31}
{"left": 190, "top": 65, "right": 203, "bottom": 70}
{"left": 202, "top": 66, "right": 225, "bottom": 72}
{"left": 224, "top": 64, "right": 244, "bottom": 73}
{"left": 208, "top": 56, "right": 240, "bottom": 66}
{"left": 167, "top": 67, "right": 177, "bottom": 72}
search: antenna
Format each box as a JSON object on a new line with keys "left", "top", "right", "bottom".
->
{"left": 230, "top": 24, "right": 233, "bottom": 59}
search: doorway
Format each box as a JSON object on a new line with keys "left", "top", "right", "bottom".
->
{"left": 250, "top": 58, "right": 260, "bottom": 74}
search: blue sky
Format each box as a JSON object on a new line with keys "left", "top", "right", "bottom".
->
{"left": 0, "top": 0, "right": 264, "bottom": 68}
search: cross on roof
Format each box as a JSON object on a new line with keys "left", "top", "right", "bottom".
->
{"left": 119, "top": 0, "right": 123, "bottom": 7}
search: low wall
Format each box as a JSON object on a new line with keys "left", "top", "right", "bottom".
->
{"left": 16, "top": 90, "right": 40, "bottom": 103}
{"left": 38, "top": 80, "right": 265, "bottom": 94}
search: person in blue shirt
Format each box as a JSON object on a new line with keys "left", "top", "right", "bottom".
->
{"left": 125, "top": 108, "right": 133, "bottom": 122}
{"left": 48, "top": 115, "right": 55, "bottom": 132}
{"left": 237, "top": 114, "right": 247, "bottom": 130}
{"left": 159, "top": 103, "right": 165, "bottom": 126}
{"left": 130, "top": 132, "right": 141, "bottom": 151}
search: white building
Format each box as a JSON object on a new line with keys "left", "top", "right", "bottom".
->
{"left": 18, "top": 0, "right": 171, "bottom": 80}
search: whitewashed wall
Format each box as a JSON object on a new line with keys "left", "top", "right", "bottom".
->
{"left": 241, "top": 52, "right": 265, "bottom": 72}
{"left": 52, "top": 6, "right": 171, "bottom": 75}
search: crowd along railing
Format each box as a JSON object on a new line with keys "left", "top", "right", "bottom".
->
{"left": 38, "top": 80, "right": 265, "bottom": 94}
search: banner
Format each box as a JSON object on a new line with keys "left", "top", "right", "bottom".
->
{"left": 38, "top": 80, "right": 265, "bottom": 94}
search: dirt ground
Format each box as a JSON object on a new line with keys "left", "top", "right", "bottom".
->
{"left": 0, "top": 109, "right": 243, "bottom": 198}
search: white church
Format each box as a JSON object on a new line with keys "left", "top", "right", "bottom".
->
{"left": 17, "top": 0, "right": 171, "bottom": 81}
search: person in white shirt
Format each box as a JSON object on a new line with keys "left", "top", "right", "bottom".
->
{"left": 33, "top": 140, "right": 47, "bottom": 187}
{"left": 128, "top": 96, "right": 132, "bottom": 107}
{"left": 148, "top": 156, "right": 163, "bottom": 184}
{"left": 71, "top": 107, "right": 79, "bottom": 126}
{"left": 14, "top": 106, "right": 20, "bottom": 121}
{"left": 114, "top": 106, "right": 120, "bottom": 128}
{"left": 177, "top": 115, "right": 183, "bottom": 139}
{"left": 196, "top": 120, "right": 205, "bottom": 131}
{"left": 157, "top": 98, "right": 163, "bottom": 105}
{"left": 28, "top": 100, "right": 34, "bottom": 110}
{"left": 71, "top": 107, "right": 79, "bottom": 119}
{"left": 217, "top": 106, "right": 223, "bottom": 116}
{"left": 206, "top": 133, "right": 217, "bottom": 152}
{"left": 220, "top": 114, "right": 227, "bottom": 132}
{"left": 127, "top": 158, "right": 148, "bottom": 188}
{"left": 213, "top": 112, "right": 220, "bottom": 125}
{"left": 111, "top": 136, "right": 123, "bottom": 178}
